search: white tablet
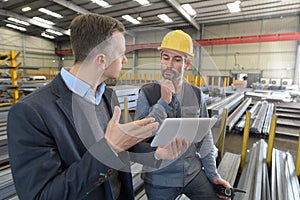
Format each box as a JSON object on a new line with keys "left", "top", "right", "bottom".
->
{"left": 150, "top": 118, "right": 218, "bottom": 147}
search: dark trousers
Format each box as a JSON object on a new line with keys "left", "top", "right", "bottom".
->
{"left": 144, "top": 170, "right": 219, "bottom": 200}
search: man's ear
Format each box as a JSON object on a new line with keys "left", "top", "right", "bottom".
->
{"left": 95, "top": 54, "right": 106, "bottom": 70}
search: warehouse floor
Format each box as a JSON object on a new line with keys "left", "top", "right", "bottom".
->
{"left": 128, "top": 111, "right": 299, "bottom": 161}
{"left": 223, "top": 131, "right": 299, "bottom": 163}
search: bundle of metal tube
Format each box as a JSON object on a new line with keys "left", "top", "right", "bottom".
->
{"left": 236, "top": 139, "right": 300, "bottom": 200}
{"left": 236, "top": 101, "right": 262, "bottom": 131}
{"left": 226, "top": 97, "right": 252, "bottom": 132}
{"left": 235, "top": 139, "right": 271, "bottom": 200}
{"left": 262, "top": 103, "right": 275, "bottom": 135}
{"left": 207, "top": 92, "right": 244, "bottom": 117}
{"left": 271, "top": 149, "right": 300, "bottom": 200}
{"left": 250, "top": 101, "right": 269, "bottom": 134}
{"left": 0, "top": 105, "right": 9, "bottom": 166}
{"left": 0, "top": 168, "right": 17, "bottom": 200}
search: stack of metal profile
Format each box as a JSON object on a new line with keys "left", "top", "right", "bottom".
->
{"left": 235, "top": 139, "right": 270, "bottom": 200}
{"left": 207, "top": 92, "right": 244, "bottom": 117}
{"left": 236, "top": 101, "right": 262, "bottom": 131}
{"left": 0, "top": 168, "right": 18, "bottom": 200}
{"left": 0, "top": 105, "right": 9, "bottom": 166}
{"left": 261, "top": 103, "right": 275, "bottom": 135}
{"left": 271, "top": 149, "right": 300, "bottom": 200}
{"left": 226, "top": 98, "right": 252, "bottom": 132}
{"left": 217, "top": 152, "right": 241, "bottom": 186}
{"left": 236, "top": 139, "right": 300, "bottom": 200}
{"left": 250, "top": 101, "right": 269, "bottom": 134}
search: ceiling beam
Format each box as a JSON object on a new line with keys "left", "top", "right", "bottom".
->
{"left": 48, "top": 0, "right": 91, "bottom": 14}
{"left": 165, "top": 0, "right": 200, "bottom": 30}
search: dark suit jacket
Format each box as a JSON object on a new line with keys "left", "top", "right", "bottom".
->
{"left": 7, "top": 74, "right": 134, "bottom": 200}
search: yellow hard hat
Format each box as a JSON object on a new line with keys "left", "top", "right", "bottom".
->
{"left": 159, "top": 30, "right": 194, "bottom": 57}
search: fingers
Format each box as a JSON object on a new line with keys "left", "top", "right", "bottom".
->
{"left": 162, "top": 79, "right": 175, "bottom": 93}
{"left": 133, "top": 117, "right": 155, "bottom": 126}
{"left": 118, "top": 119, "right": 159, "bottom": 139}
{"left": 111, "top": 106, "right": 121, "bottom": 124}
{"left": 168, "top": 137, "right": 188, "bottom": 159}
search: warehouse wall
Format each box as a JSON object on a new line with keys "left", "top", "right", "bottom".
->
{"left": 202, "top": 16, "right": 299, "bottom": 81}
{"left": 123, "top": 16, "right": 300, "bottom": 85}
{"left": 0, "top": 27, "right": 61, "bottom": 78}
{"left": 0, "top": 27, "right": 59, "bottom": 68}
{"left": 0, "top": 15, "right": 299, "bottom": 84}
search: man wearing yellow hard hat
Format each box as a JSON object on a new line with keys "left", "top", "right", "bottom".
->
{"left": 135, "top": 30, "right": 231, "bottom": 199}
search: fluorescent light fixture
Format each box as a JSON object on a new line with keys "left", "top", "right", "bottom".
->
{"left": 6, "top": 24, "right": 26, "bottom": 31}
{"left": 227, "top": 1, "right": 241, "bottom": 13}
{"left": 91, "top": 0, "right": 111, "bottom": 8}
{"left": 122, "top": 15, "right": 141, "bottom": 24}
{"left": 46, "top": 29, "right": 63, "bottom": 36}
{"left": 41, "top": 32, "right": 55, "bottom": 39}
{"left": 22, "top": 6, "right": 31, "bottom": 12}
{"left": 157, "top": 14, "right": 173, "bottom": 23}
{"left": 135, "top": 0, "right": 151, "bottom": 6}
{"left": 7, "top": 17, "right": 30, "bottom": 26}
{"left": 32, "top": 16, "right": 55, "bottom": 26}
{"left": 38, "top": 8, "right": 63, "bottom": 19}
{"left": 181, "top": 4, "right": 197, "bottom": 16}
{"left": 64, "top": 29, "right": 71, "bottom": 36}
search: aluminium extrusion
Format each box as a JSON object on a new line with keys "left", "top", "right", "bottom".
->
{"left": 226, "top": 97, "right": 252, "bottom": 132}
{"left": 250, "top": 101, "right": 269, "bottom": 134}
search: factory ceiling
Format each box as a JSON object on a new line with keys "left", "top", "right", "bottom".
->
{"left": 0, "top": 0, "right": 299, "bottom": 42}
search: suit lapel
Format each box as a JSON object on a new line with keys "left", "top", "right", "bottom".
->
{"left": 51, "top": 74, "right": 76, "bottom": 130}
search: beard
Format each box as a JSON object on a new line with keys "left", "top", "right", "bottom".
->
{"left": 161, "top": 67, "right": 181, "bottom": 81}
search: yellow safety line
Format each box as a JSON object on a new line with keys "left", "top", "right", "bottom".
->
{"left": 266, "top": 114, "right": 277, "bottom": 169}
{"left": 240, "top": 111, "right": 251, "bottom": 170}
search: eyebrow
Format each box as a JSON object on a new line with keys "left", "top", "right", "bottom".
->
{"left": 162, "top": 53, "right": 182, "bottom": 59}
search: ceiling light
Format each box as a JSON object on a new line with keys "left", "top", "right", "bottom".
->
{"left": 41, "top": 32, "right": 55, "bottom": 39}
{"left": 6, "top": 24, "right": 26, "bottom": 31}
{"left": 64, "top": 29, "right": 71, "bottom": 36}
{"left": 38, "top": 8, "right": 63, "bottom": 19}
{"left": 91, "top": 0, "right": 111, "bottom": 8}
{"left": 122, "top": 15, "right": 141, "bottom": 25}
{"left": 137, "top": 16, "right": 142, "bottom": 21}
{"left": 32, "top": 16, "right": 55, "bottom": 26}
{"left": 22, "top": 7, "right": 31, "bottom": 12}
{"left": 46, "top": 29, "right": 63, "bottom": 36}
{"left": 7, "top": 17, "right": 30, "bottom": 26}
{"left": 181, "top": 4, "right": 197, "bottom": 16}
{"left": 227, "top": 1, "right": 241, "bottom": 13}
{"left": 157, "top": 14, "right": 173, "bottom": 23}
{"left": 135, "top": 0, "right": 151, "bottom": 6}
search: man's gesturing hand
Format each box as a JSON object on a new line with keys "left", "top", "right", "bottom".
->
{"left": 105, "top": 106, "right": 159, "bottom": 153}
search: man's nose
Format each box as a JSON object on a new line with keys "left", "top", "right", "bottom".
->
{"left": 167, "top": 59, "right": 174, "bottom": 68}
{"left": 122, "top": 55, "right": 127, "bottom": 64}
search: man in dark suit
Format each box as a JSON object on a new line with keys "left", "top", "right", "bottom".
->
{"left": 7, "top": 14, "right": 186, "bottom": 200}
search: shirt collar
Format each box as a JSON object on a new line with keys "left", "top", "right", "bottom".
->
{"left": 60, "top": 67, "right": 106, "bottom": 105}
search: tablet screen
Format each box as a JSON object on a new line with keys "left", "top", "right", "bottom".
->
{"left": 150, "top": 118, "right": 217, "bottom": 147}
